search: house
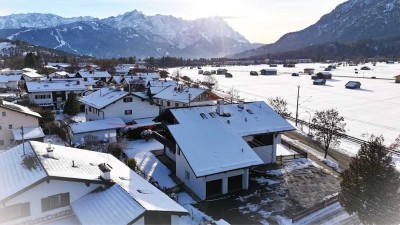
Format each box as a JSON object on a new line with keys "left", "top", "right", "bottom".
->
{"left": 0, "top": 141, "right": 188, "bottom": 225}
{"left": 345, "top": 81, "right": 361, "bottom": 89}
{"left": 79, "top": 87, "right": 159, "bottom": 124}
{"left": 47, "top": 63, "right": 71, "bottom": 71}
{"left": 0, "top": 100, "right": 44, "bottom": 150}
{"left": 153, "top": 85, "right": 221, "bottom": 111}
{"left": 316, "top": 71, "right": 332, "bottom": 79}
{"left": 26, "top": 80, "right": 87, "bottom": 110}
{"left": 147, "top": 79, "right": 177, "bottom": 99}
{"left": 304, "top": 68, "right": 315, "bottom": 74}
{"left": 0, "top": 74, "right": 20, "bottom": 90}
{"left": 115, "top": 64, "right": 135, "bottom": 76}
{"left": 48, "top": 71, "right": 70, "bottom": 79}
{"left": 155, "top": 101, "right": 295, "bottom": 200}
{"left": 394, "top": 75, "right": 400, "bottom": 83}
{"left": 313, "top": 79, "right": 326, "bottom": 85}
{"left": 260, "top": 69, "right": 277, "bottom": 75}
{"left": 75, "top": 71, "right": 111, "bottom": 82}
{"left": 68, "top": 118, "right": 124, "bottom": 146}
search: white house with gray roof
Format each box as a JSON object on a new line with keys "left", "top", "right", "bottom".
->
{"left": 157, "top": 100, "right": 295, "bottom": 200}
{"left": 0, "top": 141, "right": 188, "bottom": 225}
{"left": 79, "top": 87, "right": 159, "bottom": 124}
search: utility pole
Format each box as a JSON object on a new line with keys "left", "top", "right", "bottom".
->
{"left": 21, "top": 126, "right": 25, "bottom": 156}
{"left": 296, "top": 85, "right": 300, "bottom": 126}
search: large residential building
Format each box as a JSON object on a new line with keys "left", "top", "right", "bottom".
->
{"left": 156, "top": 100, "right": 295, "bottom": 200}
{"left": 0, "top": 100, "right": 44, "bottom": 150}
{"left": 26, "top": 80, "right": 87, "bottom": 110}
{"left": 0, "top": 141, "right": 188, "bottom": 225}
{"left": 79, "top": 87, "right": 159, "bottom": 124}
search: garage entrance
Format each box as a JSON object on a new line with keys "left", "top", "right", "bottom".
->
{"left": 228, "top": 175, "right": 243, "bottom": 193}
{"left": 206, "top": 179, "right": 222, "bottom": 198}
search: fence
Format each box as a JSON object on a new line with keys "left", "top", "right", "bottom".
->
{"left": 276, "top": 139, "right": 308, "bottom": 164}
{"left": 291, "top": 195, "right": 339, "bottom": 222}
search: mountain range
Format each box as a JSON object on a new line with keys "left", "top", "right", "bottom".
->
{"left": 232, "top": 0, "right": 400, "bottom": 58}
{"left": 0, "top": 11, "right": 261, "bottom": 58}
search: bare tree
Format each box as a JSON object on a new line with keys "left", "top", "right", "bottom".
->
{"left": 227, "top": 87, "right": 240, "bottom": 103}
{"left": 389, "top": 134, "right": 400, "bottom": 151}
{"left": 202, "top": 75, "right": 218, "bottom": 90}
{"left": 268, "top": 97, "right": 291, "bottom": 118}
{"left": 172, "top": 69, "right": 181, "bottom": 81}
{"left": 312, "top": 109, "right": 346, "bottom": 158}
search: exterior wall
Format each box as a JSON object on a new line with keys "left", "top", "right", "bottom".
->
{"left": 165, "top": 146, "right": 176, "bottom": 162}
{"left": 1, "top": 179, "right": 101, "bottom": 225}
{"left": 29, "top": 91, "right": 84, "bottom": 109}
{"left": 28, "top": 92, "right": 53, "bottom": 106}
{"left": 0, "top": 107, "right": 39, "bottom": 150}
{"left": 85, "top": 97, "right": 158, "bottom": 123}
{"left": 253, "top": 145, "right": 274, "bottom": 164}
{"left": 175, "top": 146, "right": 249, "bottom": 200}
{"left": 71, "top": 129, "right": 117, "bottom": 145}
{"left": 6, "top": 81, "right": 18, "bottom": 90}
{"left": 132, "top": 216, "right": 144, "bottom": 225}
{"left": 171, "top": 215, "right": 180, "bottom": 225}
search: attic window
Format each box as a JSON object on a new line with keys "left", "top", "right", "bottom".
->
{"left": 246, "top": 109, "right": 254, "bottom": 115}
{"left": 137, "top": 189, "right": 153, "bottom": 194}
{"left": 200, "top": 113, "right": 208, "bottom": 119}
{"left": 209, "top": 112, "right": 216, "bottom": 118}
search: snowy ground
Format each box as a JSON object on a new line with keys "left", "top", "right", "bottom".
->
{"left": 122, "top": 138, "right": 176, "bottom": 189}
{"left": 55, "top": 112, "right": 86, "bottom": 123}
{"left": 170, "top": 62, "right": 400, "bottom": 144}
{"left": 276, "top": 143, "right": 297, "bottom": 156}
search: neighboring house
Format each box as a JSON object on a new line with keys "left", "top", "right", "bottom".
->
{"left": 79, "top": 87, "right": 159, "bottom": 124}
{"left": 0, "top": 74, "right": 20, "bottom": 90}
{"left": 156, "top": 101, "right": 295, "bottom": 200}
{"left": 0, "top": 100, "right": 44, "bottom": 150}
{"left": 394, "top": 75, "right": 400, "bottom": 83}
{"left": 68, "top": 118, "right": 124, "bottom": 145}
{"left": 260, "top": 69, "right": 277, "bottom": 75}
{"left": 22, "top": 68, "right": 43, "bottom": 81}
{"left": 26, "top": 80, "right": 87, "bottom": 110}
{"left": 115, "top": 64, "right": 135, "bottom": 76}
{"left": 316, "top": 71, "right": 332, "bottom": 79}
{"left": 75, "top": 71, "right": 111, "bottom": 82}
{"left": 345, "top": 81, "right": 361, "bottom": 89}
{"left": 0, "top": 141, "right": 188, "bottom": 225}
{"left": 153, "top": 85, "right": 221, "bottom": 111}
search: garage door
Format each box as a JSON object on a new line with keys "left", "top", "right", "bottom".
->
{"left": 206, "top": 179, "right": 222, "bottom": 198}
{"left": 228, "top": 175, "right": 243, "bottom": 193}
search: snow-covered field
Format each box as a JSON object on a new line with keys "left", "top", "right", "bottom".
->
{"left": 171, "top": 62, "right": 400, "bottom": 145}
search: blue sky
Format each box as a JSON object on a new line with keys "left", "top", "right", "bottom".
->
{"left": 0, "top": 0, "right": 347, "bottom": 43}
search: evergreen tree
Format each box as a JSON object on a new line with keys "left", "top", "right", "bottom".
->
{"left": 64, "top": 92, "right": 81, "bottom": 116}
{"left": 339, "top": 136, "right": 400, "bottom": 225}
{"left": 24, "top": 52, "right": 35, "bottom": 68}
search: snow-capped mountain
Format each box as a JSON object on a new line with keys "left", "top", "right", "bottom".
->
{"left": 0, "top": 13, "right": 96, "bottom": 29}
{"left": 0, "top": 11, "right": 260, "bottom": 58}
{"left": 232, "top": 0, "right": 400, "bottom": 58}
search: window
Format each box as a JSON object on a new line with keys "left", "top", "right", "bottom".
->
{"left": 125, "top": 110, "right": 132, "bottom": 115}
{"left": 246, "top": 109, "right": 254, "bottom": 115}
{"left": 0, "top": 125, "right": 2, "bottom": 130}
{"left": 41, "top": 193, "right": 70, "bottom": 212}
{"left": 8, "top": 125, "right": 12, "bottom": 129}
{"left": 0, "top": 140, "right": 4, "bottom": 146}
{"left": 0, "top": 202, "right": 30, "bottom": 223}
{"left": 89, "top": 107, "right": 92, "bottom": 112}
{"left": 175, "top": 103, "right": 179, "bottom": 107}
{"left": 209, "top": 112, "right": 216, "bottom": 118}
{"left": 185, "top": 170, "right": 190, "bottom": 180}
{"left": 123, "top": 97, "right": 133, "bottom": 102}
{"left": 1, "top": 112, "right": 6, "bottom": 116}
{"left": 167, "top": 101, "right": 170, "bottom": 106}
{"left": 200, "top": 113, "right": 208, "bottom": 119}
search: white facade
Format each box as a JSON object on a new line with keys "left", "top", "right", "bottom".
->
{"left": 0, "top": 103, "right": 40, "bottom": 150}
{"left": 84, "top": 95, "right": 158, "bottom": 123}
{"left": 1, "top": 179, "right": 101, "bottom": 225}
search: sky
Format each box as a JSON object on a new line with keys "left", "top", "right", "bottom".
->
{"left": 0, "top": 0, "right": 348, "bottom": 44}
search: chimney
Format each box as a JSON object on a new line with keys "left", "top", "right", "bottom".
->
{"left": 98, "top": 163, "right": 112, "bottom": 181}
{"left": 238, "top": 100, "right": 244, "bottom": 109}
{"left": 46, "top": 140, "right": 54, "bottom": 158}
{"left": 216, "top": 99, "right": 225, "bottom": 115}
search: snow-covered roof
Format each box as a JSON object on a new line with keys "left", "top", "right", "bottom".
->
{"left": 69, "top": 118, "right": 124, "bottom": 134}
{"left": 168, "top": 121, "right": 264, "bottom": 177}
{"left": 109, "top": 76, "right": 124, "bottom": 84}
{"left": 0, "top": 142, "right": 47, "bottom": 202}
{"left": 125, "top": 117, "right": 159, "bottom": 130}
{"left": 12, "top": 126, "right": 45, "bottom": 141}
{"left": 148, "top": 79, "right": 176, "bottom": 87}
{"left": 153, "top": 86, "right": 205, "bottom": 104}
{"left": 164, "top": 101, "right": 295, "bottom": 176}
{"left": 47, "top": 63, "right": 71, "bottom": 68}
{"left": 22, "top": 68, "right": 37, "bottom": 73}
{"left": 1, "top": 100, "right": 41, "bottom": 118}
{"left": 261, "top": 69, "right": 277, "bottom": 72}
{"left": 79, "top": 87, "right": 129, "bottom": 109}
{"left": 76, "top": 71, "right": 111, "bottom": 78}
{"left": 49, "top": 71, "right": 69, "bottom": 77}
{"left": 318, "top": 71, "right": 332, "bottom": 75}
{"left": 0, "top": 75, "right": 21, "bottom": 82}
{"left": 23, "top": 72, "right": 43, "bottom": 79}
{"left": 72, "top": 184, "right": 145, "bottom": 225}
{"left": 28, "top": 141, "right": 187, "bottom": 213}
{"left": 26, "top": 81, "right": 87, "bottom": 93}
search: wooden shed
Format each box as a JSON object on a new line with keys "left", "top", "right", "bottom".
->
{"left": 394, "top": 75, "right": 400, "bottom": 83}
{"left": 345, "top": 81, "right": 361, "bottom": 89}
{"left": 304, "top": 68, "right": 315, "bottom": 74}
{"left": 316, "top": 71, "right": 332, "bottom": 79}
{"left": 250, "top": 71, "right": 258, "bottom": 76}
{"left": 260, "top": 69, "right": 277, "bottom": 75}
